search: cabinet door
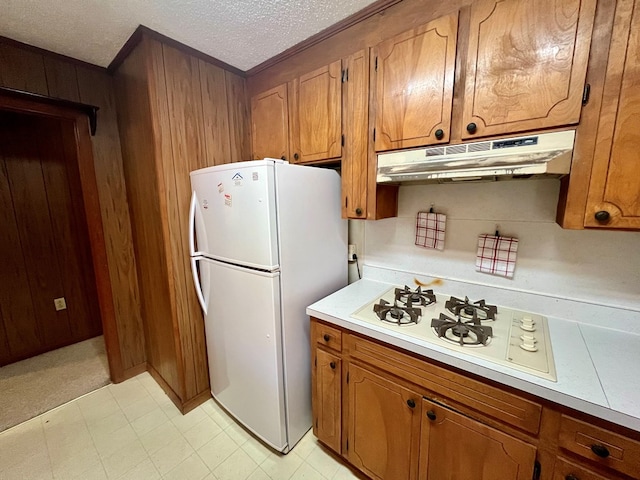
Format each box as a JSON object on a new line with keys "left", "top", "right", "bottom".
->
{"left": 342, "top": 50, "right": 368, "bottom": 219}
{"left": 372, "top": 13, "right": 458, "bottom": 152}
{"left": 289, "top": 60, "right": 342, "bottom": 163}
{"left": 419, "top": 398, "right": 536, "bottom": 480}
{"left": 347, "top": 364, "right": 421, "bottom": 480}
{"left": 585, "top": 0, "right": 640, "bottom": 229}
{"left": 312, "top": 348, "right": 341, "bottom": 454}
{"left": 462, "top": 0, "right": 597, "bottom": 139}
{"left": 251, "top": 83, "right": 289, "bottom": 160}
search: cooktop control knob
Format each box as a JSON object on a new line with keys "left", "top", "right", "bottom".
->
{"left": 520, "top": 333, "right": 536, "bottom": 342}
{"left": 520, "top": 316, "right": 536, "bottom": 332}
{"left": 520, "top": 338, "right": 538, "bottom": 352}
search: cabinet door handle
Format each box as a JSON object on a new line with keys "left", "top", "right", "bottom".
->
{"left": 293, "top": 152, "right": 299, "bottom": 161}
{"left": 594, "top": 210, "right": 610, "bottom": 222}
{"left": 280, "top": 156, "right": 286, "bottom": 161}
{"left": 435, "top": 128, "right": 444, "bottom": 140}
{"left": 590, "top": 444, "right": 610, "bottom": 458}
{"left": 565, "top": 475, "right": 579, "bottom": 480}
{"left": 406, "top": 399, "right": 416, "bottom": 408}
{"left": 355, "top": 207, "right": 363, "bottom": 217}
{"left": 466, "top": 122, "right": 477, "bottom": 134}
{"left": 323, "top": 334, "right": 330, "bottom": 342}
{"left": 426, "top": 410, "right": 437, "bottom": 421}
{"left": 330, "top": 361, "right": 336, "bottom": 370}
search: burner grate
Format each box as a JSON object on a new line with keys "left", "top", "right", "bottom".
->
{"left": 394, "top": 286, "right": 436, "bottom": 308}
{"left": 373, "top": 299, "right": 421, "bottom": 326}
{"left": 431, "top": 312, "right": 493, "bottom": 346}
{"left": 445, "top": 296, "right": 497, "bottom": 321}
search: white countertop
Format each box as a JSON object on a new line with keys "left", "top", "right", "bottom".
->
{"left": 307, "top": 277, "right": 640, "bottom": 433}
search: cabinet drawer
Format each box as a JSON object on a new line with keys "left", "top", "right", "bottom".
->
{"left": 347, "top": 334, "right": 542, "bottom": 435}
{"left": 553, "top": 457, "right": 617, "bottom": 480}
{"left": 314, "top": 322, "right": 342, "bottom": 352}
{"left": 558, "top": 415, "right": 640, "bottom": 478}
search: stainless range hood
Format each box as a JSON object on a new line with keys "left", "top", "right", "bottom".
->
{"left": 376, "top": 130, "right": 576, "bottom": 184}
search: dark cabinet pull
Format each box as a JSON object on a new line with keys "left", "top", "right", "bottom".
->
{"left": 323, "top": 334, "right": 330, "bottom": 342}
{"left": 330, "top": 361, "right": 336, "bottom": 370}
{"left": 426, "top": 410, "right": 437, "bottom": 421}
{"left": 466, "top": 122, "right": 477, "bottom": 134}
{"left": 280, "top": 156, "right": 286, "bottom": 161}
{"left": 590, "top": 444, "right": 610, "bottom": 458}
{"left": 355, "top": 208, "right": 363, "bottom": 217}
{"left": 435, "top": 128, "right": 444, "bottom": 140}
{"left": 294, "top": 153, "right": 299, "bottom": 161}
{"left": 406, "top": 399, "right": 416, "bottom": 408}
{"left": 594, "top": 210, "right": 610, "bottom": 222}
{"left": 565, "top": 475, "right": 579, "bottom": 480}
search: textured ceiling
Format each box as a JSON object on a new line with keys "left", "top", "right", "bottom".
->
{"left": 0, "top": 0, "right": 379, "bottom": 70}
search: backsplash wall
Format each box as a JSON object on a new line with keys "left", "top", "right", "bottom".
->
{"left": 354, "top": 180, "right": 640, "bottom": 311}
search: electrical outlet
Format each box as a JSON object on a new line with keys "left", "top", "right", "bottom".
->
{"left": 348, "top": 244, "right": 356, "bottom": 261}
{"left": 54, "top": 297, "right": 67, "bottom": 311}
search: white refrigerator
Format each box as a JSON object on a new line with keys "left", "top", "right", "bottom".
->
{"left": 188, "top": 159, "right": 347, "bottom": 452}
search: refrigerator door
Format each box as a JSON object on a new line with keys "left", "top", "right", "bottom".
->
{"left": 200, "top": 257, "right": 288, "bottom": 451}
{"left": 190, "top": 161, "right": 279, "bottom": 270}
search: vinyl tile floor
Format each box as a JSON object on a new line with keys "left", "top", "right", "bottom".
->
{"left": 0, "top": 372, "right": 359, "bottom": 480}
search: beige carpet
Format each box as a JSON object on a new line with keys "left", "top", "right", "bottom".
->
{"left": 0, "top": 336, "right": 110, "bottom": 432}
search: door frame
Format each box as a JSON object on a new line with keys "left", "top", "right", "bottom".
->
{"left": 0, "top": 91, "right": 123, "bottom": 380}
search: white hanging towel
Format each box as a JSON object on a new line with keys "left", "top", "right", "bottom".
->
{"left": 475, "top": 234, "right": 518, "bottom": 278}
{"left": 415, "top": 211, "right": 446, "bottom": 250}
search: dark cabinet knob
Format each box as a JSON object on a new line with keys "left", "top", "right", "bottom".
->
{"left": 406, "top": 399, "right": 416, "bottom": 408}
{"left": 590, "top": 444, "right": 610, "bottom": 458}
{"left": 426, "top": 410, "right": 437, "bottom": 421}
{"left": 323, "top": 334, "right": 331, "bottom": 342}
{"left": 329, "top": 361, "right": 336, "bottom": 370}
{"left": 293, "top": 153, "right": 299, "bottom": 161}
{"left": 435, "top": 128, "right": 444, "bottom": 140}
{"left": 565, "top": 475, "right": 579, "bottom": 480}
{"left": 466, "top": 122, "right": 477, "bottom": 134}
{"left": 594, "top": 210, "right": 610, "bottom": 222}
{"left": 355, "top": 208, "right": 363, "bottom": 217}
{"left": 280, "top": 156, "right": 286, "bottom": 161}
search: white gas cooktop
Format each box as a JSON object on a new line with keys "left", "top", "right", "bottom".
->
{"left": 351, "top": 286, "right": 556, "bottom": 382}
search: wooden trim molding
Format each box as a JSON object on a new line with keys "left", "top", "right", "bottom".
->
{"left": 246, "top": 0, "right": 404, "bottom": 76}
{"left": 0, "top": 87, "right": 99, "bottom": 134}
{"left": 108, "top": 25, "right": 245, "bottom": 77}
{"left": 0, "top": 91, "right": 124, "bottom": 381}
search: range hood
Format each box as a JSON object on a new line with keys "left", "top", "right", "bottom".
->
{"left": 376, "top": 130, "right": 576, "bottom": 184}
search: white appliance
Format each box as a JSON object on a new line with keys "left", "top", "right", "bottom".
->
{"left": 189, "top": 159, "right": 347, "bottom": 453}
{"left": 351, "top": 286, "right": 556, "bottom": 381}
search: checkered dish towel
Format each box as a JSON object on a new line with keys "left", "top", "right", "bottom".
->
{"left": 475, "top": 234, "right": 518, "bottom": 278}
{"left": 415, "top": 212, "right": 446, "bottom": 250}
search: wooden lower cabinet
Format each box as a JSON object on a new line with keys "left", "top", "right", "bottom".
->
{"left": 419, "top": 398, "right": 536, "bottom": 480}
{"left": 310, "top": 318, "right": 640, "bottom": 480}
{"left": 313, "top": 349, "right": 342, "bottom": 454}
{"left": 346, "top": 364, "right": 421, "bottom": 480}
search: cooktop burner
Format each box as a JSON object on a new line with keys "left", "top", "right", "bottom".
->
{"left": 350, "top": 286, "right": 556, "bottom": 381}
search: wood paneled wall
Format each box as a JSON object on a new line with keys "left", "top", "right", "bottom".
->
{"left": 0, "top": 39, "right": 146, "bottom": 379}
{"left": 0, "top": 113, "right": 102, "bottom": 365}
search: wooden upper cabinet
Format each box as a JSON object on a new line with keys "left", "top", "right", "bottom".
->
{"left": 419, "top": 398, "right": 537, "bottom": 480}
{"left": 342, "top": 50, "right": 369, "bottom": 219}
{"left": 347, "top": 364, "right": 421, "bottom": 480}
{"left": 584, "top": 0, "right": 640, "bottom": 229}
{"left": 462, "top": 0, "right": 597, "bottom": 139}
{"left": 372, "top": 13, "right": 458, "bottom": 152}
{"left": 251, "top": 83, "right": 289, "bottom": 160}
{"left": 289, "top": 60, "right": 342, "bottom": 163}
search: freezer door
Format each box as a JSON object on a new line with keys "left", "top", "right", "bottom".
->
{"left": 200, "top": 258, "right": 288, "bottom": 451}
{"left": 190, "top": 162, "right": 279, "bottom": 270}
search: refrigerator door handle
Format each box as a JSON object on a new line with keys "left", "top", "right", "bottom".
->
{"left": 189, "top": 191, "right": 198, "bottom": 256}
{"left": 190, "top": 257, "right": 208, "bottom": 314}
